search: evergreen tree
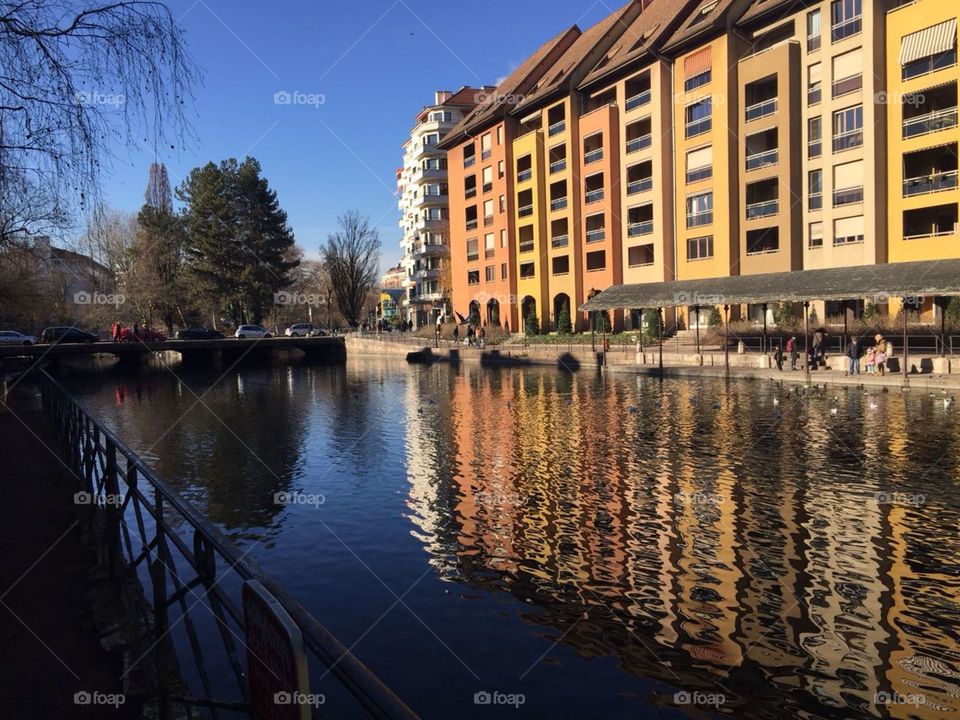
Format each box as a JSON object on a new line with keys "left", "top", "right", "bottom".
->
{"left": 179, "top": 157, "right": 298, "bottom": 324}
{"left": 592, "top": 310, "right": 611, "bottom": 333}
{"left": 708, "top": 306, "right": 723, "bottom": 327}
{"left": 808, "top": 307, "right": 820, "bottom": 327}
{"left": 525, "top": 306, "right": 540, "bottom": 335}
{"left": 557, "top": 301, "right": 572, "bottom": 335}
{"left": 644, "top": 308, "right": 661, "bottom": 341}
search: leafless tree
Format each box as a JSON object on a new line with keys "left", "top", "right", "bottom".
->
{"left": 0, "top": 1, "right": 198, "bottom": 244}
{"left": 320, "top": 211, "right": 380, "bottom": 327}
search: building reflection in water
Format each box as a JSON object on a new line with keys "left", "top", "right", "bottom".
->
{"left": 403, "top": 364, "right": 960, "bottom": 719}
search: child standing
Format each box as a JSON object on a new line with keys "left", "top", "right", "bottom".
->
{"left": 865, "top": 346, "right": 877, "bottom": 374}
{"left": 876, "top": 346, "right": 886, "bottom": 376}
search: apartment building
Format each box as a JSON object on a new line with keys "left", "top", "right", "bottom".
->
{"left": 397, "top": 89, "right": 485, "bottom": 328}
{"left": 886, "top": 2, "right": 959, "bottom": 320}
{"left": 441, "top": 28, "right": 580, "bottom": 333}
{"left": 663, "top": 1, "right": 751, "bottom": 327}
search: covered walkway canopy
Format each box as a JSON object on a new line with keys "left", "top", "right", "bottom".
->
{"left": 578, "top": 259, "right": 960, "bottom": 311}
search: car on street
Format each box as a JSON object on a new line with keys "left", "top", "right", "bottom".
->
{"left": 284, "top": 323, "right": 325, "bottom": 337}
{"left": 235, "top": 325, "right": 271, "bottom": 339}
{"left": 0, "top": 331, "right": 38, "bottom": 345}
{"left": 175, "top": 327, "right": 225, "bottom": 340}
{"left": 41, "top": 327, "right": 98, "bottom": 344}
{"left": 119, "top": 327, "right": 166, "bottom": 343}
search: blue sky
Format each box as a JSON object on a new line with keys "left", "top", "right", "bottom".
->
{"left": 99, "top": 0, "right": 616, "bottom": 273}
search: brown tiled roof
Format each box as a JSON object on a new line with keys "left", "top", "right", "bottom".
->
{"left": 438, "top": 26, "right": 580, "bottom": 148}
{"left": 512, "top": 1, "right": 642, "bottom": 114}
{"left": 661, "top": 0, "right": 752, "bottom": 55}
{"left": 579, "top": 0, "right": 704, "bottom": 90}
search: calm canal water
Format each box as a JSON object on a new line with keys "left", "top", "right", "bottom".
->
{"left": 65, "top": 358, "right": 960, "bottom": 719}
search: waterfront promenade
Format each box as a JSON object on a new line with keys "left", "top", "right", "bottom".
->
{"left": 0, "top": 384, "right": 139, "bottom": 719}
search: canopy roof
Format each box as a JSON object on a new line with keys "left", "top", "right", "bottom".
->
{"left": 579, "top": 259, "right": 960, "bottom": 311}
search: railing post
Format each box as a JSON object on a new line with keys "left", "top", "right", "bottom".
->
{"left": 903, "top": 298, "right": 910, "bottom": 387}
{"left": 724, "top": 304, "right": 730, "bottom": 377}
{"left": 104, "top": 438, "right": 122, "bottom": 580}
{"left": 803, "top": 302, "right": 810, "bottom": 382}
{"left": 151, "top": 495, "right": 170, "bottom": 720}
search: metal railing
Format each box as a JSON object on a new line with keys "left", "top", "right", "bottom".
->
{"left": 584, "top": 148, "right": 604, "bottom": 165}
{"left": 745, "top": 148, "right": 778, "bottom": 171}
{"left": 551, "top": 234, "right": 569, "bottom": 248}
{"left": 833, "top": 128, "right": 863, "bottom": 152}
{"left": 548, "top": 120, "right": 566, "bottom": 136}
{"left": 627, "top": 220, "right": 653, "bottom": 237}
{"left": 39, "top": 369, "right": 417, "bottom": 720}
{"left": 627, "top": 177, "right": 652, "bottom": 195}
{"left": 626, "top": 134, "right": 652, "bottom": 154}
{"left": 550, "top": 197, "right": 568, "bottom": 211}
{"left": 686, "top": 166, "right": 712, "bottom": 184}
{"left": 832, "top": 74, "right": 862, "bottom": 98}
{"left": 549, "top": 158, "right": 567, "bottom": 174}
{"left": 746, "top": 199, "right": 779, "bottom": 219}
{"left": 833, "top": 185, "right": 864, "bottom": 206}
{"left": 625, "top": 89, "right": 651, "bottom": 111}
{"left": 745, "top": 97, "right": 777, "bottom": 122}
{"left": 585, "top": 188, "right": 605, "bottom": 204}
{"left": 831, "top": 15, "right": 861, "bottom": 42}
{"left": 903, "top": 170, "right": 959, "bottom": 197}
{"left": 903, "top": 107, "right": 958, "bottom": 138}
{"left": 517, "top": 168, "right": 532, "bottom": 183}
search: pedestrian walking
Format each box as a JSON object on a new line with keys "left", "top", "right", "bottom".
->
{"left": 811, "top": 328, "right": 823, "bottom": 366}
{"left": 453, "top": 324, "right": 459, "bottom": 345}
{"left": 478, "top": 325, "right": 486, "bottom": 349}
{"left": 787, "top": 336, "right": 799, "bottom": 370}
{"left": 774, "top": 344, "right": 784, "bottom": 371}
{"left": 112, "top": 321, "right": 121, "bottom": 343}
{"left": 846, "top": 335, "right": 861, "bottom": 375}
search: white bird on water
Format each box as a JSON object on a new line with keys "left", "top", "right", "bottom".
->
{"left": 830, "top": 407, "right": 838, "bottom": 415}
{"left": 773, "top": 398, "right": 780, "bottom": 406}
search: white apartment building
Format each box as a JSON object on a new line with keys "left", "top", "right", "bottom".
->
{"left": 397, "top": 88, "right": 488, "bottom": 327}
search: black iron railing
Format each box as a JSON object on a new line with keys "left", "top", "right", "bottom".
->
{"left": 39, "top": 369, "right": 417, "bottom": 720}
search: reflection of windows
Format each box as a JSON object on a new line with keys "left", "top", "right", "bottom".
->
{"left": 830, "top": 0, "right": 861, "bottom": 43}
{"left": 687, "top": 235, "right": 713, "bottom": 261}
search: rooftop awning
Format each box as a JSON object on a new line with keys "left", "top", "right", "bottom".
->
{"left": 900, "top": 19, "right": 957, "bottom": 65}
{"left": 578, "top": 259, "right": 960, "bottom": 312}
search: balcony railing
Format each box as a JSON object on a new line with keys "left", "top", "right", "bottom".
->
{"left": 548, "top": 119, "right": 566, "bottom": 136}
{"left": 904, "top": 227, "right": 956, "bottom": 241}
{"left": 481, "top": 149, "right": 492, "bottom": 160}
{"left": 464, "top": 155, "right": 476, "bottom": 168}
{"left": 808, "top": 86, "right": 821, "bottom": 105}
{"left": 584, "top": 148, "right": 604, "bottom": 165}
{"left": 903, "top": 170, "right": 959, "bottom": 196}
{"left": 686, "top": 166, "right": 712, "bottom": 184}
{"left": 586, "top": 228, "right": 605, "bottom": 243}
{"left": 808, "top": 139, "right": 822, "bottom": 158}
{"left": 551, "top": 234, "right": 569, "bottom": 248}
{"left": 903, "top": 107, "right": 958, "bottom": 139}
{"left": 466, "top": 219, "right": 478, "bottom": 230}
{"left": 745, "top": 97, "right": 777, "bottom": 122}
{"left": 519, "top": 242, "right": 534, "bottom": 254}
{"left": 833, "top": 185, "right": 864, "bottom": 206}
{"left": 831, "top": 15, "right": 861, "bottom": 42}
{"left": 809, "top": 192, "right": 823, "bottom": 210}
{"left": 627, "top": 220, "right": 653, "bottom": 237}
{"left": 585, "top": 188, "right": 604, "bottom": 204}
{"left": 465, "top": 187, "right": 477, "bottom": 199}
{"left": 832, "top": 74, "right": 862, "bottom": 98}
{"left": 517, "top": 168, "right": 533, "bottom": 183}
{"left": 550, "top": 158, "right": 567, "bottom": 174}
{"left": 627, "top": 134, "right": 652, "bottom": 154}
{"left": 685, "top": 117, "right": 711, "bottom": 138}
{"left": 832, "top": 128, "right": 863, "bottom": 152}
{"left": 807, "top": 34, "right": 821, "bottom": 52}
{"left": 483, "top": 215, "right": 494, "bottom": 227}
{"left": 687, "top": 211, "right": 713, "bottom": 228}
{"left": 627, "top": 177, "right": 653, "bottom": 195}
{"left": 746, "top": 199, "right": 779, "bottom": 219}
{"left": 902, "top": 50, "right": 957, "bottom": 81}
{"left": 626, "top": 89, "right": 651, "bottom": 111}
{"left": 482, "top": 182, "right": 492, "bottom": 193}
{"left": 746, "top": 148, "right": 778, "bottom": 171}
{"left": 518, "top": 204, "right": 533, "bottom": 218}
{"left": 550, "top": 197, "right": 568, "bottom": 211}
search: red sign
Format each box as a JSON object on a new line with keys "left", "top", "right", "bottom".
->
{"left": 243, "top": 580, "right": 312, "bottom": 720}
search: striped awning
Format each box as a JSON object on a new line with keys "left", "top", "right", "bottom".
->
{"left": 684, "top": 47, "right": 712, "bottom": 78}
{"left": 899, "top": 19, "right": 957, "bottom": 65}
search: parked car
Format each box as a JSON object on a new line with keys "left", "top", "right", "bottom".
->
{"left": 175, "top": 327, "right": 225, "bottom": 340}
{"left": 41, "top": 327, "right": 98, "bottom": 344}
{"left": 119, "top": 327, "right": 166, "bottom": 343}
{"left": 284, "top": 323, "right": 325, "bottom": 337}
{"left": 235, "top": 325, "right": 271, "bottom": 339}
{"left": 0, "top": 330, "right": 37, "bottom": 345}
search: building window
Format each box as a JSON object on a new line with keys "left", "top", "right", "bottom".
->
{"left": 746, "top": 227, "right": 779, "bottom": 255}
{"left": 497, "top": 126, "right": 503, "bottom": 145}
{"left": 627, "top": 244, "right": 654, "bottom": 267}
{"left": 484, "top": 233, "right": 495, "bottom": 259}
{"left": 808, "top": 63, "right": 822, "bottom": 105}
{"left": 482, "top": 166, "right": 493, "bottom": 193}
{"left": 500, "top": 229, "right": 507, "bottom": 248}
{"left": 481, "top": 133, "right": 492, "bottom": 160}
{"left": 687, "top": 235, "right": 713, "bottom": 261}
{"left": 685, "top": 70, "right": 711, "bottom": 92}
{"left": 467, "top": 270, "right": 480, "bottom": 285}
{"left": 808, "top": 117, "right": 822, "bottom": 158}
{"left": 809, "top": 169, "right": 823, "bottom": 210}
{"left": 464, "top": 145, "right": 476, "bottom": 168}
{"left": 501, "top": 263, "right": 508, "bottom": 280}
{"left": 498, "top": 160, "right": 505, "bottom": 178}
{"left": 901, "top": 21, "right": 959, "bottom": 80}
{"left": 552, "top": 255, "right": 570, "bottom": 275}
{"left": 832, "top": 48, "right": 863, "bottom": 97}
{"left": 466, "top": 238, "right": 479, "bottom": 262}
{"left": 834, "top": 215, "right": 864, "bottom": 245}
{"left": 807, "top": 9, "right": 821, "bottom": 52}
{"left": 499, "top": 195, "right": 506, "bottom": 213}
{"left": 832, "top": 105, "right": 863, "bottom": 152}
{"left": 830, "top": 0, "right": 861, "bottom": 43}
{"left": 686, "top": 145, "right": 713, "bottom": 184}
{"left": 585, "top": 213, "right": 605, "bottom": 243}
{"left": 809, "top": 221, "right": 823, "bottom": 249}
{"left": 833, "top": 160, "right": 864, "bottom": 206}
{"left": 685, "top": 98, "right": 712, "bottom": 138}
{"left": 519, "top": 262, "right": 535, "bottom": 279}
{"left": 686, "top": 191, "right": 713, "bottom": 228}
{"left": 485, "top": 265, "right": 495, "bottom": 282}
{"left": 586, "top": 250, "right": 606, "bottom": 271}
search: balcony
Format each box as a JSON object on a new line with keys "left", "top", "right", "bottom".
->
{"left": 808, "top": 85, "right": 822, "bottom": 105}
{"left": 808, "top": 138, "right": 822, "bottom": 158}
{"left": 903, "top": 203, "right": 958, "bottom": 240}
{"left": 585, "top": 189, "right": 604, "bottom": 204}
{"left": 745, "top": 97, "right": 777, "bottom": 123}
{"left": 746, "top": 227, "right": 780, "bottom": 255}
{"left": 832, "top": 73, "right": 862, "bottom": 98}
{"left": 903, "top": 145, "right": 959, "bottom": 196}
{"left": 517, "top": 169, "right": 532, "bottom": 183}
{"left": 833, "top": 185, "right": 863, "bottom": 206}
{"left": 626, "top": 89, "right": 651, "bottom": 112}
{"left": 517, "top": 154, "right": 533, "bottom": 184}
{"left": 687, "top": 211, "right": 713, "bottom": 228}
{"left": 584, "top": 147, "right": 604, "bottom": 165}
{"left": 746, "top": 148, "right": 778, "bottom": 171}
{"left": 903, "top": 49, "right": 957, "bottom": 81}
{"left": 905, "top": 170, "right": 958, "bottom": 196}
{"left": 685, "top": 116, "right": 711, "bottom": 139}
{"left": 483, "top": 214, "right": 494, "bottom": 227}
{"left": 832, "top": 128, "right": 863, "bottom": 153}
{"left": 627, "top": 220, "right": 653, "bottom": 237}
{"left": 519, "top": 241, "right": 534, "bottom": 254}
{"left": 464, "top": 155, "right": 476, "bottom": 169}
{"left": 518, "top": 204, "right": 533, "bottom": 218}
{"left": 550, "top": 197, "right": 568, "bottom": 211}
{"left": 903, "top": 107, "right": 958, "bottom": 139}
{"left": 809, "top": 192, "right": 823, "bottom": 210}
{"left": 627, "top": 177, "right": 653, "bottom": 195}
{"left": 481, "top": 148, "right": 492, "bottom": 160}
{"left": 626, "top": 134, "right": 652, "bottom": 154}
{"left": 551, "top": 234, "right": 569, "bottom": 248}
{"left": 686, "top": 165, "right": 712, "bottom": 184}
{"left": 548, "top": 119, "right": 566, "bottom": 137}
{"left": 831, "top": 14, "right": 861, "bottom": 43}
{"left": 807, "top": 34, "right": 821, "bottom": 52}
{"left": 586, "top": 228, "right": 605, "bottom": 243}
{"left": 550, "top": 158, "right": 567, "bottom": 174}
{"left": 746, "top": 199, "right": 779, "bottom": 219}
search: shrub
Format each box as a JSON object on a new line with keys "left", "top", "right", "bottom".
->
{"left": 707, "top": 306, "right": 723, "bottom": 328}
{"left": 525, "top": 306, "right": 540, "bottom": 335}
{"left": 643, "top": 308, "right": 661, "bottom": 341}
